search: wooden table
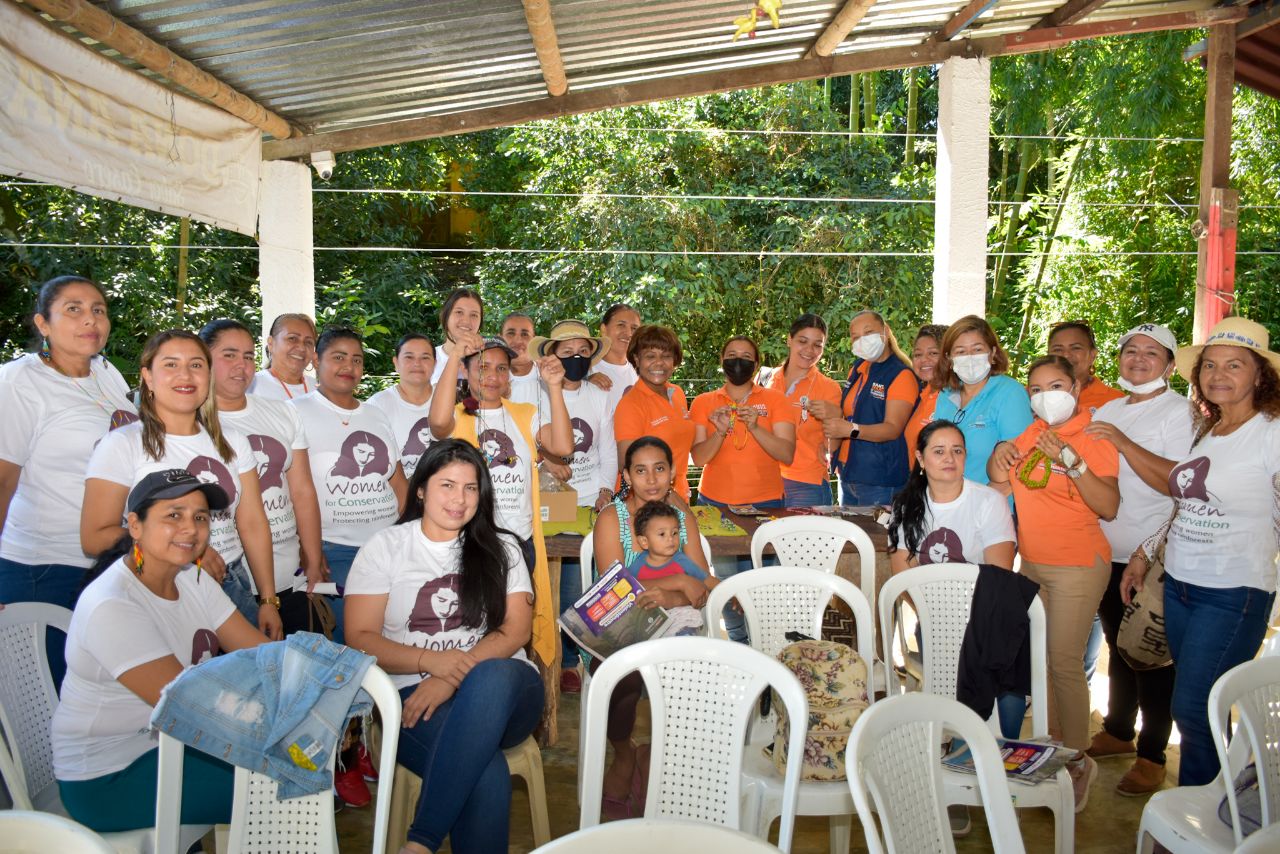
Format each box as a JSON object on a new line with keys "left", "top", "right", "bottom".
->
{"left": 536, "top": 508, "right": 888, "bottom": 746}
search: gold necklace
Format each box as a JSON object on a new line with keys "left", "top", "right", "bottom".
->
{"left": 726, "top": 386, "right": 753, "bottom": 451}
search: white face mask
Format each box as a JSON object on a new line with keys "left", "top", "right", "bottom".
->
{"left": 1118, "top": 375, "right": 1167, "bottom": 395}
{"left": 852, "top": 333, "right": 886, "bottom": 362}
{"left": 952, "top": 353, "right": 992, "bottom": 386}
{"left": 1030, "top": 389, "right": 1077, "bottom": 425}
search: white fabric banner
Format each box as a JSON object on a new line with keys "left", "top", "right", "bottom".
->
{"left": 0, "top": 2, "right": 261, "bottom": 235}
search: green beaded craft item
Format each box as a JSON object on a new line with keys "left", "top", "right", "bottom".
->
{"left": 1016, "top": 448, "right": 1052, "bottom": 490}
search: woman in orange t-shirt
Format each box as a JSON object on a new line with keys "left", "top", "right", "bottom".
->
{"left": 690, "top": 336, "right": 798, "bottom": 510}
{"left": 761, "top": 314, "right": 841, "bottom": 507}
{"left": 903, "top": 323, "right": 948, "bottom": 455}
{"left": 613, "top": 325, "right": 697, "bottom": 501}
{"left": 988, "top": 354, "right": 1120, "bottom": 808}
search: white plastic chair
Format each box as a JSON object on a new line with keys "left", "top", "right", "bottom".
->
{"left": 1137, "top": 647, "right": 1280, "bottom": 853}
{"left": 705, "top": 566, "right": 875, "bottom": 854}
{"left": 155, "top": 663, "right": 401, "bottom": 854}
{"left": 878, "top": 564, "right": 1074, "bottom": 854}
{"left": 1235, "top": 821, "right": 1280, "bottom": 852}
{"left": 848, "top": 692, "right": 1026, "bottom": 854}
{"left": 0, "top": 810, "right": 117, "bottom": 853}
{"left": 534, "top": 816, "right": 784, "bottom": 852}
{"left": 579, "top": 636, "right": 807, "bottom": 852}
{"left": 0, "top": 602, "right": 213, "bottom": 854}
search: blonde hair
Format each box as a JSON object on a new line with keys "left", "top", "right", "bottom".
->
{"left": 138, "top": 330, "right": 234, "bottom": 463}
{"left": 852, "top": 310, "right": 911, "bottom": 368}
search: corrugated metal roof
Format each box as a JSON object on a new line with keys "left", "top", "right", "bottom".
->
{"left": 24, "top": 0, "right": 1235, "bottom": 138}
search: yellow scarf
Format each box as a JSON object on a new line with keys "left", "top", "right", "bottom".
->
{"left": 451, "top": 401, "right": 554, "bottom": 668}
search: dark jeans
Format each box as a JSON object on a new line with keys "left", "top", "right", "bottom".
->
{"left": 1098, "top": 561, "right": 1176, "bottom": 764}
{"left": 397, "top": 659, "right": 544, "bottom": 853}
{"left": 782, "top": 478, "right": 832, "bottom": 507}
{"left": 0, "top": 556, "right": 82, "bottom": 691}
{"left": 1164, "top": 576, "right": 1273, "bottom": 786}
{"left": 839, "top": 480, "right": 898, "bottom": 508}
{"left": 560, "top": 557, "right": 583, "bottom": 668}
{"left": 698, "top": 494, "right": 784, "bottom": 643}
{"left": 321, "top": 541, "right": 360, "bottom": 645}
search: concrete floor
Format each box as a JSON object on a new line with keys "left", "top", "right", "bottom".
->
{"left": 337, "top": 661, "right": 1171, "bottom": 854}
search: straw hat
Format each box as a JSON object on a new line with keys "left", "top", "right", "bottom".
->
{"left": 529, "top": 320, "right": 610, "bottom": 365}
{"left": 1175, "top": 316, "right": 1280, "bottom": 382}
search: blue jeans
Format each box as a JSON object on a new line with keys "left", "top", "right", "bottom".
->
{"left": 912, "top": 623, "right": 1026, "bottom": 739}
{"left": 322, "top": 541, "right": 361, "bottom": 645}
{"left": 1083, "top": 613, "right": 1103, "bottom": 684}
{"left": 839, "top": 480, "right": 899, "bottom": 507}
{"left": 397, "top": 659, "right": 544, "bottom": 852}
{"left": 560, "top": 557, "right": 583, "bottom": 668}
{"left": 783, "top": 478, "right": 833, "bottom": 508}
{"left": 58, "top": 745, "right": 233, "bottom": 832}
{"left": 1164, "top": 576, "right": 1273, "bottom": 786}
{"left": 220, "top": 556, "right": 259, "bottom": 628}
{"left": 699, "top": 495, "right": 785, "bottom": 643}
{"left": 0, "top": 555, "right": 83, "bottom": 691}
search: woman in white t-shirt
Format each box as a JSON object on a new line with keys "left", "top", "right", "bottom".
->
{"left": 200, "top": 319, "right": 326, "bottom": 626}
{"left": 0, "top": 277, "right": 137, "bottom": 623}
{"left": 367, "top": 333, "right": 437, "bottom": 480}
{"left": 592, "top": 303, "right": 641, "bottom": 412}
{"left": 1077, "top": 323, "right": 1194, "bottom": 795}
{"left": 1121, "top": 316, "right": 1280, "bottom": 788}
{"left": 248, "top": 313, "right": 317, "bottom": 401}
{"left": 82, "top": 330, "right": 283, "bottom": 640}
{"left": 429, "top": 288, "right": 485, "bottom": 393}
{"left": 345, "top": 439, "right": 542, "bottom": 854}
{"left": 53, "top": 469, "right": 267, "bottom": 832}
{"left": 289, "top": 326, "right": 407, "bottom": 644}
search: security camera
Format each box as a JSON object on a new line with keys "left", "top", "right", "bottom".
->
{"left": 310, "top": 151, "right": 336, "bottom": 181}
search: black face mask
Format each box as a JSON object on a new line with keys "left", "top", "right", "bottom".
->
{"left": 558, "top": 354, "right": 592, "bottom": 382}
{"left": 722, "top": 358, "right": 756, "bottom": 386}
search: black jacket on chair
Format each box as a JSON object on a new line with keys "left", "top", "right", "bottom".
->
{"left": 956, "top": 564, "right": 1041, "bottom": 722}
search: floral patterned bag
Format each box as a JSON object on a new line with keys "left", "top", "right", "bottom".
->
{"left": 769, "top": 637, "right": 869, "bottom": 781}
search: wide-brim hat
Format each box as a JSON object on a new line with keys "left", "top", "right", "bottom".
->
{"left": 127, "top": 468, "right": 230, "bottom": 515}
{"left": 529, "top": 320, "right": 610, "bottom": 365}
{"left": 1175, "top": 316, "right": 1280, "bottom": 382}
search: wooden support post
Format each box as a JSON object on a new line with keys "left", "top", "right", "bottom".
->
{"left": 1194, "top": 24, "right": 1237, "bottom": 342}
{"left": 521, "top": 0, "right": 568, "bottom": 97}
{"left": 806, "top": 0, "right": 877, "bottom": 58}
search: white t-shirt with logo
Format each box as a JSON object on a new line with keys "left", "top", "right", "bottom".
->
{"left": 366, "top": 386, "right": 435, "bottom": 480}
{"left": 289, "top": 392, "right": 400, "bottom": 547}
{"left": 595, "top": 359, "right": 639, "bottom": 412}
{"left": 52, "top": 558, "right": 235, "bottom": 780}
{"left": 86, "top": 423, "right": 255, "bottom": 564}
{"left": 345, "top": 524, "right": 534, "bottom": 690}
{"left": 472, "top": 403, "right": 542, "bottom": 540}
{"left": 1094, "top": 390, "right": 1196, "bottom": 559}
{"left": 0, "top": 354, "right": 138, "bottom": 567}
{"left": 218, "top": 395, "right": 308, "bottom": 592}
{"left": 248, "top": 369, "right": 314, "bottom": 402}
{"left": 508, "top": 365, "right": 544, "bottom": 408}
{"left": 561, "top": 382, "right": 617, "bottom": 506}
{"left": 1166, "top": 414, "right": 1280, "bottom": 592}
{"left": 888, "top": 479, "right": 1016, "bottom": 565}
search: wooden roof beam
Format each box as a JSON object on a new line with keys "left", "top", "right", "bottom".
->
{"left": 1035, "top": 0, "right": 1112, "bottom": 30}
{"left": 1237, "top": 0, "right": 1280, "bottom": 40}
{"left": 804, "top": 0, "right": 878, "bottom": 59}
{"left": 522, "top": 0, "right": 568, "bottom": 96}
{"left": 263, "top": 6, "right": 1247, "bottom": 160}
{"left": 934, "top": 0, "right": 1002, "bottom": 42}
{"left": 21, "top": 0, "right": 297, "bottom": 139}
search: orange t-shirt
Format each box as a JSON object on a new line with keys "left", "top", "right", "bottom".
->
{"left": 690, "top": 384, "right": 799, "bottom": 504}
{"left": 1008, "top": 410, "right": 1120, "bottom": 566}
{"left": 837, "top": 362, "right": 919, "bottom": 465}
{"left": 614, "top": 381, "right": 697, "bottom": 500}
{"left": 1078, "top": 379, "right": 1124, "bottom": 416}
{"left": 763, "top": 364, "right": 842, "bottom": 485}
{"left": 903, "top": 384, "right": 939, "bottom": 457}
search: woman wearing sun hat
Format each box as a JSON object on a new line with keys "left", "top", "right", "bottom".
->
{"left": 1120, "top": 315, "right": 1280, "bottom": 786}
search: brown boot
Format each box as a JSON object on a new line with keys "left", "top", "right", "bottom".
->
{"left": 1116, "top": 757, "right": 1166, "bottom": 796}
{"left": 1086, "top": 729, "right": 1136, "bottom": 758}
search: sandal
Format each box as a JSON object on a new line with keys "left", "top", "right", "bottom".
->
{"left": 601, "top": 793, "right": 635, "bottom": 822}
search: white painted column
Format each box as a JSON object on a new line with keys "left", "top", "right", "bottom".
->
{"left": 257, "top": 160, "right": 315, "bottom": 336}
{"left": 932, "top": 56, "right": 990, "bottom": 323}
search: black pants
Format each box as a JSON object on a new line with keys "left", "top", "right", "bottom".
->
{"left": 1098, "top": 561, "right": 1177, "bottom": 764}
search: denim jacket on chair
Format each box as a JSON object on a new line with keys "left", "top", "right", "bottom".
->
{"left": 150, "top": 632, "right": 373, "bottom": 798}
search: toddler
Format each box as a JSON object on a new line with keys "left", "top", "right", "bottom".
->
{"left": 628, "top": 501, "right": 718, "bottom": 635}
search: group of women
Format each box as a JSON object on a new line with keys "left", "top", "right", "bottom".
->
{"left": 2, "top": 274, "right": 1278, "bottom": 853}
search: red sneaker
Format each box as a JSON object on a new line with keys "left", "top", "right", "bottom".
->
{"left": 560, "top": 668, "right": 582, "bottom": 694}
{"left": 355, "top": 742, "right": 379, "bottom": 783}
{"left": 334, "top": 762, "right": 372, "bottom": 808}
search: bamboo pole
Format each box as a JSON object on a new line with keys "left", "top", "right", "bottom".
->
{"left": 22, "top": 0, "right": 295, "bottom": 139}
{"left": 807, "top": 0, "right": 878, "bottom": 58}
{"left": 175, "top": 217, "right": 190, "bottom": 322}
{"left": 521, "top": 0, "right": 568, "bottom": 97}
{"left": 904, "top": 67, "right": 918, "bottom": 168}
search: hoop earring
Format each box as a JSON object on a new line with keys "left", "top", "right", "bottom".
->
{"left": 131, "top": 542, "right": 144, "bottom": 575}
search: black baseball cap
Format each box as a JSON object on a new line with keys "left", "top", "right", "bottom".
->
{"left": 127, "top": 468, "right": 230, "bottom": 515}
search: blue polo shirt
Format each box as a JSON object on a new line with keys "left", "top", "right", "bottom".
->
{"left": 932, "top": 374, "right": 1033, "bottom": 484}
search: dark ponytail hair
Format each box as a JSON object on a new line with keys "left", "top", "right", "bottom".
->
{"left": 397, "top": 439, "right": 513, "bottom": 632}
{"left": 83, "top": 496, "right": 162, "bottom": 588}
{"left": 886, "top": 420, "right": 965, "bottom": 558}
